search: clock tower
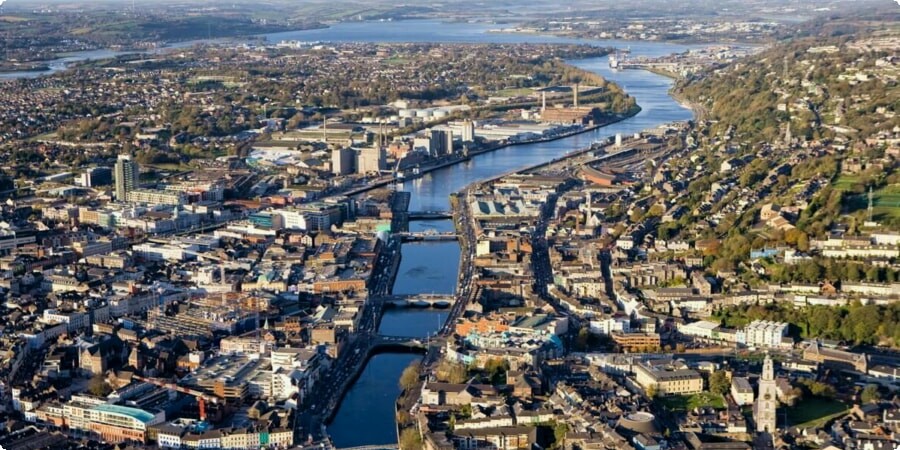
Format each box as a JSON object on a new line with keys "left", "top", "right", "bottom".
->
{"left": 755, "top": 354, "right": 778, "bottom": 433}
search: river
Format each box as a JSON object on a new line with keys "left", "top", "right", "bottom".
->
{"left": 0, "top": 18, "right": 694, "bottom": 446}
{"left": 311, "top": 20, "right": 695, "bottom": 448}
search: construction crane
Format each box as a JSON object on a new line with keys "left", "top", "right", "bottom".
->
{"left": 134, "top": 375, "right": 222, "bottom": 422}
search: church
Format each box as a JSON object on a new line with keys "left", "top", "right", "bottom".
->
{"left": 755, "top": 354, "right": 778, "bottom": 433}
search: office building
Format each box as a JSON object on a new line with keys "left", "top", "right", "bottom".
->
{"left": 114, "top": 154, "right": 139, "bottom": 200}
{"left": 634, "top": 359, "right": 703, "bottom": 396}
{"left": 77, "top": 167, "right": 113, "bottom": 187}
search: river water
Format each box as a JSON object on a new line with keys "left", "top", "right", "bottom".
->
{"left": 309, "top": 20, "right": 695, "bottom": 447}
{"left": 0, "top": 18, "right": 694, "bottom": 446}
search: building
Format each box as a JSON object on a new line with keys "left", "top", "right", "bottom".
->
{"left": 730, "top": 377, "right": 754, "bottom": 406}
{"left": 634, "top": 359, "right": 703, "bottom": 396}
{"left": 540, "top": 106, "right": 598, "bottom": 125}
{"left": 461, "top": 119, "right": 475, "bottom": 143}
{"left": 77, "top": 167, "right": 113, "bottom": 187}
{"left": 331, "top": 147, "right": 355, "bottom": 176}
{"left": 356, "top": 146, "right": 386, "bottom": 174}
{"left": 802, "top": 341, "right": 867, "bottom": 372}
{"left": 453, "top": 426, "right": 537, "bottom": 450}
{"left": 611, "top": 332, "right": 660, "bottom": 352}
{"left": 743, "top": 320, "right": 789, "bottom": 348}
{"left": 126, "top": 189, "right": 185, "bottom": 206}
{"left": 755, "top": 355, "right": 777, "bottom": 433}
{"left": 44, "top": 400, "right": 164, "bottom": 444}
{"left": 114, "top": 154, "right": 140, "bottom": 200}
{"left": 429, "top": 129, "right": 453, "bottom": 157}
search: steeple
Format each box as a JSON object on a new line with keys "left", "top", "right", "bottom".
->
{"left": 755, "top": 354, "right": 778, "bottom": 433}
{"left": 762, "top": 353, "right": 774, "bottom": 382}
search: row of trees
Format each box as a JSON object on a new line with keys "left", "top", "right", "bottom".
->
{"left": 713, "top": 301, "right": 900, "bottom": 346}
{"left": 767, "top": 259, "right": 900, "bottom": 284}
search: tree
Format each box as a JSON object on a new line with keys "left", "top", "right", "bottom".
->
{"left": 399, "top": 428, "right": 422, "bottom": 450}
{"left": 437, "top": 360, "right": 468, "bottom": 384}
{"left": 88, "top": 373, "right": 111, "bottom": 397}
{"left": 550, "top": 420, "right": 568, "bottom": 449}
{"left": 575, "top": 327, "right": 590, "bottom": 351}
{"left": 861, "top": 384, "right": 881, "bottom": 404}
{"left": 708, "top": 370, "right": 730, "bottom": 395}
{"left": 484, "top": 358, "right": 510, "bottom": 385}
{"left": 399, "top": 362, "right": 421, "bottom": 391}
{"left": 646, "top": 384, "right": 658, "bottom": 399}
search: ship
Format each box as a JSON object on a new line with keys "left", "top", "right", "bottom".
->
{"left": 609, "top": 47, "right": 631, "bottom": 70}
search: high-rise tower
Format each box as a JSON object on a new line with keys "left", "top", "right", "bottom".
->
{"left": 114, "top": 154, "right": 139, "bottom": 201}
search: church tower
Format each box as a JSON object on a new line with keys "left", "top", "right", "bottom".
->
{"left": 755, "top": 354, "right": 778, "bottom": 433}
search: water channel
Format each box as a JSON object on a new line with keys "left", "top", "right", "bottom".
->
{"left": 306, "top": 21, "right": 697, "bottom": 447}
{"left": 0, "top": 19, "right": 696, "bottom": 446}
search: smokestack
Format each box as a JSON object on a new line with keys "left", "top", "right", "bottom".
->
{"left": 573, "top": 84, "right": 579, "bottom": 108}
{"left": 541, "top": 91, "right": 547, "bottom": 112}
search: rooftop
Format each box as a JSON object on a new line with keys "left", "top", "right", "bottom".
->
{"left": 92, "top": 403, "right": 156, "bottom": 424}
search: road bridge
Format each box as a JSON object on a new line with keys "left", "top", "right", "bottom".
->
{"left": 407, "top": 210, "right": 452, "bottom": 220}
{"left": 377, "top": 294, "right": 454, "bottom": 308}
{"left": 396, "top": 231, "right": 458, "bottom": 242}
{"left": 336, "top": 445, "right": 399, "bottom": 450}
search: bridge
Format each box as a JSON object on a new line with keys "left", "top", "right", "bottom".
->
{"left": 614, "top": 60, "right": 680, "bottom": 73}
{"left": 407, "top": 210, "right": 452, "bottom": 220}
{"left": 336, "top": 445, "right": 399, "bottom": 450}
{"left": 396, "top": 231, "right": 458, "bottom": 242}
{"left": 377, "top": 294, "right": 454, "bottom": 308}
{"left": 373, "top": 335, "right": 429, "bottom": 350}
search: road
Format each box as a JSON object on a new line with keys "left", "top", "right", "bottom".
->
{"left": 294, "top": 237, "right": 400, "bottom": 446}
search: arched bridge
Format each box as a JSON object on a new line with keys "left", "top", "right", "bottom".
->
{"left": 407, "top": 210, "right": 452, "bottom": 220}
{"left": 396, "top": 231, "right": 458, "bottom": 242}
{"left": 336, "top": 446, "right": 399, "bottom": 450}
{"left": 373, "top": 335, "right": 429, "bottom": 350}
{"left": 378, "top": 294, "right": 454, "bottom": 308}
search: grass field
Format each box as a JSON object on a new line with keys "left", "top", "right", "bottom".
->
{"left": 492, "top": 87, "right": 537, "bottom": 97}
{"left": 844, "top": 184, "right": 900, "bottom": 222}
{"left": 786, "top": 398, "right": 848, "bottom": 428}
{"left": 383, "top": 57, "right": 409, "bottom": 66}
{"left": 656, "top": 392, "right": 726, "bottom": 412}
{"left": 832, "top": 174, "right": 860, "bottom": 192}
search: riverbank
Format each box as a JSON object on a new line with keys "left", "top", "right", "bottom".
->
{"left": 341, "top": 108, "right": 640, "bottom": 199}
{"left": 315, "top": 37, "right": 697, "bottom": 445}
{"left": 0, "top": 63, "right": 51, "bottom": 73}
{"left": 487, "top": 28, "right": 765, "bottom": 46}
